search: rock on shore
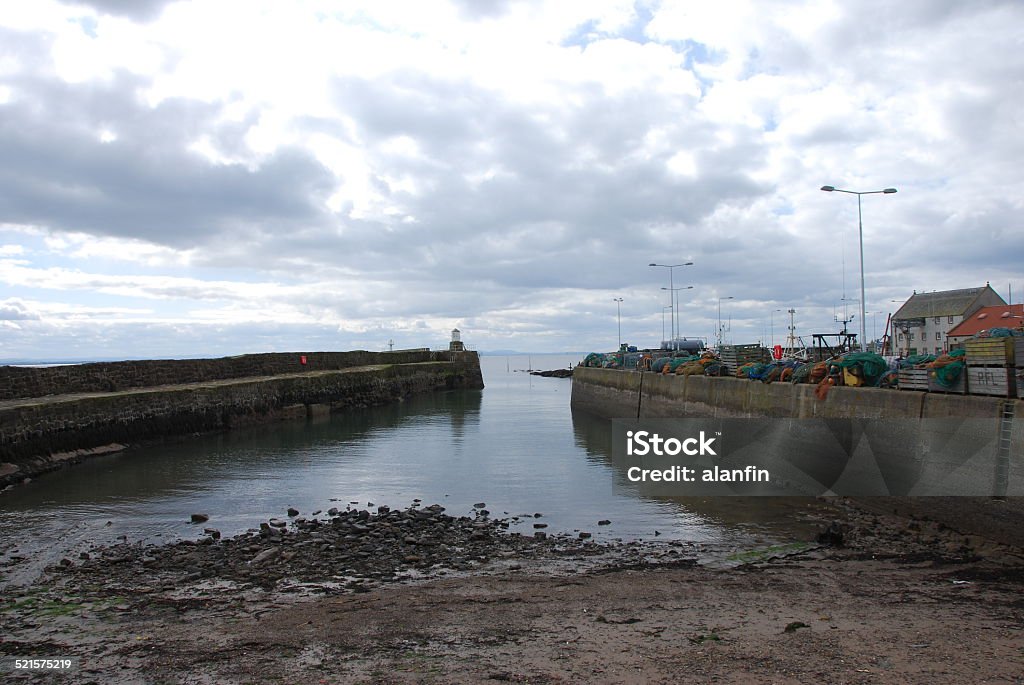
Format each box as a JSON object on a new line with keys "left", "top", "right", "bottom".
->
{"left": 51, "top": 503, "right": 618, "bottom": 594}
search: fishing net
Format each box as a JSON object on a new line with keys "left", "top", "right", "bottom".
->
{"left": 652, "top": 357, "right": 672, "bottom": 373}
{"left": 826, "top": 352, "right": 889, "bottom": 386}
{"left": 927, "top": 349, "right": 966, "bottom": 388}
{"left": 901, "top": 354, "right": 936, "bottom": 368}
{"left": 790, "top": 362, "right": 814, "bottom": 384}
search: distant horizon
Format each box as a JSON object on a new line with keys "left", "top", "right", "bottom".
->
{"left": 0, "top": 349, "right": 592, "bottom": 365}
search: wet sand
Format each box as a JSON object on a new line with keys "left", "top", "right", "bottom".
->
{"left": 2, "top": 498, "right": 1022, "bottom": 684}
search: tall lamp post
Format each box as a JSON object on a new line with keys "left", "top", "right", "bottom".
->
{"left": 717, "top": 296, "right": 734, "bottom": 349}
{"left": 613, "top": 298, "right": 623, "bottom": 350}
{"left": 650, "top": 262, "right": 693, "bottom": 349}
{"left": 821, "top": 185, "right": 897, "bottom": 352}
{"left": 662, "top": 286, "right": 693, "bottom": 349}
{"left": 769, "top": 308, "right": 782, "bottom": 348}
{"left": 662, "top": 305, "right": 673, "bottom": 346}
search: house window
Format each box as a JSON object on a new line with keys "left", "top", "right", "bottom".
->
{"left": 898, "top": 333, "right": 904, "bottom": 342}
{"left": 948, "top": 316, "right": 954, "bottom": 324}
{"left": 934, "top": 317, "right": 940, "bottom": 324}
{"left": 935, "top": 332, "right": 941, "bottom": 340}
{"left": 936, "top": 347, "right": 942, "bottom": 354}
{"left": 909, "top": 333, "right": 914, "bottom": 341}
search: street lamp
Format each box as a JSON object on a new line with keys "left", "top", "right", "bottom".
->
{"left": 661, "top": 305, "right": 673, "bottom": 346}
{"left": 869, "top": 311, "right": 885, "bottom": 353}
{"left": 613, "top": 298, "right": 623, "bottom": 350}
{"left": 662, "top": 285, "right": 694, "bottom": 350}
{"left": 717, "top": 296, "right": 734, "bottom": 349}
{"left": 821, "top": 184, "right": 897, "bottom": 352}
{"left": 769, "top": 309, "right": 782, "bottom": 348}
{"left": 650, "top": 262, "right": 693, "bottom": 349}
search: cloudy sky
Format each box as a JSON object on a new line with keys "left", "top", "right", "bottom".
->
{"left": 1, "top": 0, "right": 1021, "bottom": 360}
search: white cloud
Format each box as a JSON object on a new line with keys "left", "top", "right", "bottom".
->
{"left": 0, "top": 0, "right": 1020, "bottom": 359}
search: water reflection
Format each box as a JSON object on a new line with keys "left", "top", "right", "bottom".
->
{"left": 569, "top": 406, "right": 832, "bottom": 538}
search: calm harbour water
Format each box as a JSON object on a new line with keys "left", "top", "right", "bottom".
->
{"left": 0, "top": 354, "right": 827, "bottom": 583}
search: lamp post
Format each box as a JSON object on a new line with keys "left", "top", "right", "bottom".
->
{"left": 769, "top": 309, "right": 782, "bottom": 348}
{"left": 821, "top": 185, "right": 897, "bottom": 352}
{"left": 662, "top": 286, "right": 693, "bottom": 349}
{"left": 889, "top": 298, "right": 904, "bottom": 356}
{"left": 650, "top": 262, "right": 693, "bottom": 349}
{"left": 869, "top": 311, "right": 884, "bottom": 353}
{"left": 613, "top": 298, "right": 623, "bottom": 350}
{"left": 717, "top": 296, "right": 734, "bottom": 349}
{"left": 662, "top": 305, "right": 673, "bottom": 347}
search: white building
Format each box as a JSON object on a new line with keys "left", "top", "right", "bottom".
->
{"left": 891, "top": 284, "right": 1006, "bottom": 356}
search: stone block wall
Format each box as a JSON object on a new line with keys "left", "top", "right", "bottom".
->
{"left": 0, "top": 353, "right": 483, "bottom": 488}
{"left": 0, "top": 350, "right": 470, "bottom": 401}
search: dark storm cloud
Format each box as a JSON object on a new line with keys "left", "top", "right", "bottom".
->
{"left": 58, "top": 0, "right": 174, "bottom": 22}
{"left": 0, "top": 61, "right": 336, "bottom": 249}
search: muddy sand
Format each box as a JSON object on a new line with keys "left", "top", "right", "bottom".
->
{"left": 2, "top": 498, "right": 1022, "bottom": 684}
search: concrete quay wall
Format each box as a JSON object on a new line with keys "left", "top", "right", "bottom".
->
{"left": 572, "top": 367, "right": 1024, "bottom": 496}
{"left": 0, "top": 355, "right": 483, "bottom": 488}
{"left": 571, "top": 367, "right": 1018, "bottom": 420}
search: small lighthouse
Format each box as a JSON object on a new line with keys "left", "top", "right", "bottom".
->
{"left": 449, "top": 328, "right": 464, "bottom": 352}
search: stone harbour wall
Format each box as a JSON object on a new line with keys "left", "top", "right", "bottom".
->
{"left": 0, "top": 354, "right": 483, "bottom": 488}
{"left": 0, "top": 350, "right": 455, "bottom": 401}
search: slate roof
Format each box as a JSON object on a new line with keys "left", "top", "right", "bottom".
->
{"left": 892, "top": 286, "right": 993, "bottom": 319}
{"left": 947, "top": 304, "right": 1024, "bottom": 338}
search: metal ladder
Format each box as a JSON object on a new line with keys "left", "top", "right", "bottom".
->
{"left": 993, "top": 400, "right": 1015, "bottom": 498}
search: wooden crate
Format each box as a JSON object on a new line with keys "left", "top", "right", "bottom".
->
{"left": 965, "top": 338, "right": 1014, "bottom": 366}
{"left": 966, "top": 366, "right": 1015, "bottom": 397}
{"left": 927, "top": 370, "right": 966, "bottom": 394}
{"left": 897, "top": 368, "right": 929, "bottom": 391}
{"left": 1017, "top": 368, "right": 1024, "bottom": 399}
{"left": 1015, "top": 337, "right": 1024, "bottom": 364}
{"left": 719, "top": 344, "right": 766, "bottom": 370}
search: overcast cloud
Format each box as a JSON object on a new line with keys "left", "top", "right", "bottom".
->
{"left": 0, "top": 0, "right": 1021, "bottom": 360}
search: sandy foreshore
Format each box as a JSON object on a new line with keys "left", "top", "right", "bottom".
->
{"left": 2, "top": 498, "right": 1022, "bottom": 684}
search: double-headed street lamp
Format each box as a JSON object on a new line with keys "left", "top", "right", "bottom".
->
{"left": 613, "top": 298, "right": 623, "bottom": 350}
{"left": 717, "top": 296, "right": 734, "bottom": 349}
{"left": 821, "top": 185, "right": 897, "bottom": 352}
{"left": 649, "top": 262, "right": 693, "bottom": 348}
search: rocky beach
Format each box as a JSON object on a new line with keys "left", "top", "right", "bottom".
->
{"left": 2, "top": 497, "right": 1023, "bottom": 683}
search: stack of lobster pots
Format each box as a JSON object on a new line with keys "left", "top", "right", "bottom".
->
{"left": 965, "top": 337, "right": 1018, "bottom": 398}
{"left": 1017, "top": 338, "right": 1024, "bottom": 399}
{"left": 717, "top": 344, "right": 768, "bottom": 376}
{"left": 897, "top": 366, "right": 929, "bottom": 391}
